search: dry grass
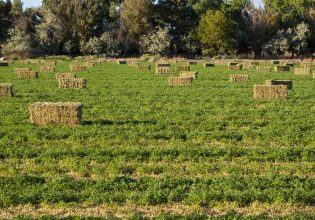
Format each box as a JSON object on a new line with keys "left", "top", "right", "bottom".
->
{"left": 0, "top": 83, "right": 13, "bottom": 97}
{"left": 294, "top": 67, "right": 311, "bottom": 75}
{"left": 265, "top": 80, "right": 293, "bottom": 90}
{"left": 14, "top": 68, "right": 38, "bottom": 79}
{"left": 168, "top": 77, "right": 193, "bottom": 87}
{"left": 254, "top": 85, "right": 288, "bottom": 99}
{"left": 230, "top": 74, "right": 250, "bottom": 82}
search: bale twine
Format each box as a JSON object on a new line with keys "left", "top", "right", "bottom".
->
{"left": 29, "top": 102, "right": 83, "bottom": 125}
{"left": 58, "top": 78, "right": 87, "bottom": 89}
{"left": 180, "top": 71, "right": 198, "bottom": 79}
{"left": 204, "top": 63, "right": 214, "bottom": 67}
{"left": 137, "top": 65, "right": 151, "bottom": 71}
{"left": 40, "top": 65, "right": 56, "bottom": 73}
{"left": 294, "top": 67, "right": 311, "bottom": 75}
{"left": 275, "top": 65, "right": 290, "bottom": 72}
{"left": 253, "top": 85, "right": 288, "bottom": 99}
{"left": 56, "top": 73, "right": 76, "bottom": 81}
{"left": 256, "top": 66, "right": 272, "bottom": 73}
{"left": 176, "top": 65, "right": 190, "bottom": 72}
{"left": 265, "top": 80, "right": 293, "bottom": 90}
{"left": 0, "top": 83, "right": 13, "bottom": 97}
{"left": 230, "top": 74, "right": 250, "bottom": 82}
{"left": 70, "top": 64, "right": 87, "bottom": 72}
{"left": 0, "top": 62, "right": 9, "bottom": 67}
{"left": 155, "top": 67, "right": 175, "bottom": 75}
{"left": 14, "top": 68, "right": 38, "bottom": 79}
{"left": 168, "top": 77, "right": 193, "bottom": 87}
{"left": 157, "top": 63, "right": 171, "bottom": 67}
{"left": 117, "top": 60, "right": 127, "bottom": 64}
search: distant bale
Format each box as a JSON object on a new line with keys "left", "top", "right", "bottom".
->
{"left": 244, "top": 61, "right": 259, "bottom": 68}
{"left": 86, "top": 60, "right": 101, "bottom": 65}
{"left": 230, "top": 74, "right": 250, "bottom": 82}
{"left": 58, "top": 78, "right": 87, "bottom": 89}
{"left": 29, "top": 102, "right": 83, "bottom": 125}
{"left": 228, "top": 64, "right": 243, "bottom": 70}
{"left": 155, "top": 67, "right": 175, "bottom": 75}
{"left": 56, "top": 73, "right": 76, "bottom": 81}
{"left": 301, "top": 62, "right": 315, "bottom": 68}
{"left": 176, "top": 65, "right": 190, "bottom": 72}
{"left": 0, "top": 62, "right": 9, "bottom": 67}
{"left": 86, "top": 62, "right": 97, "bottom": 68}
{"left": 168, "top": 77, "right": 193, "bottom": 87}
{"left": 137, "top": 64, "right": 151, "bottom": 71}
{"left": 256, "top": 66, "right": 272, "bottom": 73}
{"left": 187, "top": 61, "right": 197, "bottom": 65}
{"left": 204, "top": 63, "right": 214, "bottom": 67}
{"left": 0, "top": 83, "right": 13, "bottom": 97}
{"left": 294, "top": 67, "right": 311, "bottom": 75}
{"left": 14, "top": 68, "right": 38, "bottom": 79}
{"left": 275, "top": 65, "right": 290, "bottom": 72}
{"left": 265, "top": 80, "right": 293, "bottom": 90}
{"left": 180, "top": 71, "right": 198, "bottom": 79}
{"left": 254, "top": 85, "right": 288, "bottom": 99}
{"left": 117, "top": 60, "right": 127, "bottom": 64}
{"left": 40, "top": 65, "right": 55, "bottom": 73}
{"left": 284, "top": 62, "right": 295, "bottom": 67}
{"left": 70, "top": 64, "right": 87, "bottom": 72}
{"left": 228, "top": 62, "right": 239, "bottom": 67}
{"left": 271, "top": 60, "right": 280, "bottom": 64}
{"left": 157, "top": 63, "right": 171, "bottom": 67}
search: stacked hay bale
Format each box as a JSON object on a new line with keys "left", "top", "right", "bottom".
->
{"left": 0, "top": 62, "right": 9, "bottom": 67}
{"left": 87, "top": 61, "right": 101, "bottom": 66}
{"left": 180, "top": 71, "right": 198, "bottom": 79}
{"left": 204, "top": 63, "right": 214, "bottom": 67}
{"left": 275, "top": 65, "right": 290, "bottom": 72}
{"left": 29, "top": 102, "right": 83, "bottom": 125}
{"left": 0, "top": 83, "right": 13, "bottom": 97}
{"left": 256, "top": 66, "right": 272, "bottom": 73}
{"left": 157, "top": 63, "right": 171, "bottom": 67}
{"left": 265, "top": 80, "right": 293, "bottom": 90}
{"left": 137, "top": 65, "right": 151, "bottom": 71}
{"left": 230, "top": 74, "right": 250, "bottom": 82}
{"left": 56, "top": 73, "right": 76, "bottom": 81}
{"left": 253, "top": 85, "right": 288, "bottom": 99}
{"left": 176, "top": 65, "right": 190, "bottom": 72}
{"left": 14, "top": 68, "right": 38, "bottom": 79}
{"left": 40, "top": 65, "right": 55, "bottom": 73}
{"left": 58, "top": 78, "right": 87, "bottom": 89}
{"left": 70, "top": 64, "right": 87, "bottom": 72}
{"left": 169, "top": 77, "right": 193, "bottom": 87}
{"left": 155, "top": 67, "right": 175, "bottom": 75}
{"left": 117, "top": 60, "right": 127, "bottom": 64}
{"left": 294, "top": 67, "right": 311, "bottom": 75}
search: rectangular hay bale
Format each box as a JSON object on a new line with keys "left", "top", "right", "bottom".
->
{"left": 56, "top": 73, "right": 76, "bottom": 81}
{"left": 228, "top": 64, "right": 242, "bottom": 70}
{"left": 187, "top": 61, "right": 197, "bottom": 65}
{"left": 180, "top": 71, "right": 198, "bottom": 79}
{"left": 14, "top": 68, "right": 38, "bottom": 79}
{"left": 275, "top": 65, "right": 290, "bottom": 72}
{"left": 253, "top": 85, "right": 288, "bottom": 99}
{"left": 157, "top": 63, "right": 171, "bottom": 67}
{"left": 256, "top": 66, "right": 272, "bottom": 73}
{"left": 155, "top": 67, "right": 175, "bottom": 75}
{"left": 168, "top": 77, "right": 193, "bottom": 87}
{"left": 176, "top": 65, "right": 190, "bottom": 72}
{"left": 294, "top": 67, "right": 311, "bottom": 75}
{"left": 0, "top": 83, "right": 13, "bottom": 97}
{"left": 204, "top": 63, "right": 214, "bottom": 67}
{"left": 0, "top": 62, "right": 9, "bottom": 67}
{"left": 29, "top": 102, "right": 83, "bottom": 125}
{"left": 117, "top": 60, "right": 127, "bottom": 64}
{"left": 58, "top": 78, "right": 87, "bottom": 89}
{"left": 40, "top": 65, "right": 56, "bottom": 73}
{"left": 271, "top": 60, "right": 280, "bottom": 64}
{"left": 70, "top": 64, "right": 87, "bottom": 72}
{"left": 265, "top": 80, "right": 293, "bottom": 90}
{"left": 230, "top": 74, "right": 250, "bottom": 82}
{"left": 137, "top": 65, "right": 151, "bottom": 71}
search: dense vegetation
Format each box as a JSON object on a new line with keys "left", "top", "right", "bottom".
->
{"left": 0, "top": 60, "right": 314, "bottom": 218}
{"left": 1, "top": 0, "right": 315, "bottom": 58}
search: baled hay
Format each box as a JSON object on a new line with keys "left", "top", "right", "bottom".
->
{"left": 14, "top": 68, "right": 38, "bottom": 79}
{"left": 56, "top": 73, "right": 76, "bottom": 81}
{"left": 265, "top": 80, "right": 293, "bottom": 90}
{"left": 256, "top": 66, "right": 272, "bottom": 73}
{"left": 137, "top": 65, "right": 151, "bottom": 71}
{"left": 176, "top": 65, "right": 190, "bottom": 72}
{"left": 41, "top": 60, "right": 57, "bottom": 65}
{"left": 294, "top": 67, "right": 311, "bottom": 75}
{"left": 301, "top": 62, "right": 315, "bottom": 68}
{"left": 87, "top": 61, "right": 101, "bottom": 65}
{"left": 157, "top": 63, "right": 171, "bottom": 67}
{"left": 180, "top": 71, "right": 198, "bottom": 79}
{"left": 204, "top": 63, "right": 214, "bottom": 67}
{"left": 40, "top": 65, "right": 56, "bottom": 73}
{"left": 70, "top": 64, "right": 87, "bottom": 72}
{"left": 275, "top": 65, "right": 290, "bottom": 72}
{"left": 271, "top": 60, "right": 280, "bottom": 64}
{"left": 284, "top": 62, "right": 295, "bottom": 67}
{"left": 228, "top": 62, "right": 239, "bottom": 67}
{"left": 187, "top": 61, "right": 197, "bottom": 65}
{"left": 0, "top": 83, "right": 13, "bottom": 97}
{"left": 86, "top": 63, "right": 96, "bottom": 68}
{"left": 228, "top": 64, "right": 242, "bottom": 70}
{"left": 155, "top": 67, "right": 175, "bottom": 75}
{"left": 117, "top": 60, "right": 127, "bottom": 64}
{"left": 254, "top": 85, "right": 288, "bottom": 99}
{"left": 29, "top": 102, "right": 83, "bottom": 125}
{"left": 58, "top": 78, "right": 87, "bottom": 89}
{"left": 230, "top": 74, "right": 250, "bottom": 82}
{"left": 0, "top": 62, "right": 9, "bottom": 67}
{"left": 168, "top": 77, "right": 193, "bottom": 87}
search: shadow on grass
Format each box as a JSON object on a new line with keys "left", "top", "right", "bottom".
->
{"left": 83, "top": 119, "right": 157, "bottom": 126}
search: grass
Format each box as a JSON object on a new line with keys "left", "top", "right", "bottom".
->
{"left": 0, "top": 60, "right": 314, "bottom": 219}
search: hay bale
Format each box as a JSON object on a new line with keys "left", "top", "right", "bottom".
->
{"left": 58, "top": 77, "right": 86, "bottom": 89}
{"left": 301, "top": 62, "right": 315, "bottom": 68}
{"left": 168, "top": 77, "right": 193, "bottom": 87}
{"left": 284, "top": 62, "right": 295, "bottom": 67}
{"left": 157, "top": 63, "right": 171, "bottom": 67}
{"left": 117, "top": 60, "right": 127, "bottom": 64}
{"left": 137, "top": 65, "right": 151, "bottom": 71}
{"left": 294, "top": 67, "right": 311, "bottom": 75}
{"left": 86, "top": 62, "right": 97, "bottom": 68}
{"left": 271, "top": 60, "right": 280, "bottom": 64}
{"left": 253, "top": 85, "right": 288, "bottom": 99}
{"left": 0, "top": 62, "right": 9, "bottom": 67}
{"left": 228, "top": 62, "right": 239, "bottom": 67}
{"left": 275, "top": 65, "right": 290, "bottom": 72}
{"left": 40, "top": 65, "right": 55, "bottom": 73}
{"left": 187, "top": 61, "right": 197, "bottom": 65}
{"left": 155, "top": 67, "right": 175, "bottom": 75}
{"left": 230, "top": 74, "right": 250, "bottom": 82}
{"left": 265, "top": 80, "right": 293, "bottom": 90}
{"left": 176, "top": 65, "right": 190, "bottom": 72}
{"left": 29, "top": 102, "right": 83, "bottom": 125}
{"left": 0, "top": 83, "right": 13, "bottom": 97}
{"left": 204, "top": 63, "right": 214, "bottom": 67}
{"left": 70, "top": 64, "right": 87, "bottom": 72}
{"left": 180, "top": 71, "right": 198, "bottom": 79}
{"left": 41, "top": 60, "right": 57, "bottom": 65}
{"left": 256, "top": 66, "right": 272, "bottom": 73}
{"left": 14, "top": 68, "right": 38, "bottom": 79}
{"left": 228, "top": 64, "right": 242, "bottom": 70}
{"left": 56, "top": 73, "right": 76, "bottom": 81}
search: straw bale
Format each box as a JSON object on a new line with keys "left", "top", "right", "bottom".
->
{"left": 70, "top": 64, "right": 87, "bottom": 72}
{"left": 294, "top": 67, "right": 311, "bottom": 75}
{"left": 155, "top": 67, "right": 175, "bottom": 75}
{"left": 187, "top": 61, "right": 197, "bottom": 65}
{"left": 176, "top": 65, "right": 190, "bottom": 72}
{"left": 256, "top": 66, "right": 272, "bottom": 73}
{"left": 157, "top": 63, "right": 171, "bottom": 67}
{"left": 41, "top": 60, "right": 57, "bottom": 65}
{"left": 14, "top": 68, "right": 38, "bottom": 79}
{"left": 40, "top": 65, "right": 55, "bottom": 73}
{"left": 117, "top": 60, "right": 127, "bottom": 64}
{"left": 168, "top": 77, "right": 193, "bottom": 87}
{"left": 274, "top": 65, "right": 290, "bottom": 72}
{"left": 0, "top": 83, "right": 13, "bottom": 97}
{"left": 180, "top": 71, "right": 198, "bottom": 79}
{"left": 137, "top": 65, "right": 151, "bottom": 71}
{"left": 301, "top": 62, "right": 315, "bottom": 68}
{"left": 56, "top": 73, "right": 76, "bottom": 81}
{"left": 265, "top": 80, "right": 293, "bottom": 90}
{"left": 313, "top": 73, "right": 315, "bottom": 79}
{"left": 228, "top": 64, "right": 242, "bottom": 70}
{"left": 58, "top": 78, "right": 87, "bottom": 89}
{"left": 230, "top": 74, "right": 250, "bottom": 82}
{"left": 253, "top": 85, "right": 288, "bottom": 99}
{"left": 204, "top": 63, "right": 214, "bottom": 67}
{"left": 228, "top": 62, "right": 239, "bottom": 67}
{"left": 0, "top": 62, "right": 9, "bottom": 67}
{"left": 271, "top": 60, "right": 280, "bottom": 64}
{"left": 284, "top": 62, "right": 295, "bottom": 67}
{"left": 29, "top": 102, "right": 83, "bottom": 125}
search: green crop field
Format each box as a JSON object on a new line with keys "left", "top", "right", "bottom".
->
{"left": 0, "top": 60, "right": 314, "bottom": 219}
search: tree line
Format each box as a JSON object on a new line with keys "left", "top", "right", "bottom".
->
{"left": 0, "top": 0, "right": 315, "bottom": 59}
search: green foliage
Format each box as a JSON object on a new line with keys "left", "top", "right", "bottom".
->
{"left": 140, "top": 28, "right": 171, "bottom": 55}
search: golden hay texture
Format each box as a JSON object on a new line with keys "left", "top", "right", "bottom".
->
{"left": 0, "top": 83, "right": 13, "bottom": 97}
{"left": 40, "top": 65, "right": 56, "bottom": 73}
{"left": 176, "top": 65, "right": 190, "bottom": 72}
{"left": 29, "top": 102, "right": 83, "bottom": 125}
{"left": 228, "top": 62, "right": 239, "bottom": 67}
{"left": 70, "top": 64, "right": 87, "bottom": 72}
{"left": 86, "top": 61, "right": 101, "bottom": 65}
{"left": 265, "top": 80, "right": 293, "bottom": 90}
{"left": 204, "top": 63, "right": 214, "bottom": 67}
{"left": 155, "top": 67, "right": 175, "bottom": 75}
{"left": 56, "top": 73, "right": 77, "bottom": 81}
{"left": 137, "top": 65, "right": 151, "bottom": 71}
{"left": 41, "top": 60, "right": 57, "bottom": 65}
{"left": 301, "top": 62, "right": 315, "bottom": 68}
{"left": 253, "top": 85, "right": 288, "bottom": 99}
{"left": 58, "top": 78, "right": 87, "bottom": 89}
{"left": 271, "top": 60, "right": 280, "bottom": 64}
{"left": 187, "top": 61, "right": 197, "bottom": 65}
{"left": 294, "top": 67, "right": 311, "bottom": 75}
{"left": 157, "top": 63, "right": 171, "bottom": 67}
{"left": 0, "top": 62, "right": 9, "bottom": 67}
{"left": 117, "top": 60, "right": 127, "bottom": 64}
{"left": 14, "top": 68, "right": 38, "bottom": 79}
{"left": 180, "top": 71, "right": 198, "bottom": 79}
{"left": 313, "top": 72, "right": 315, "bottom": 79}
{"left": 275, "top": 65, "right": 290, "bottom": 72}
{"left": 228, "top": 64, "right": 242, "bottom": 70}
{"left": 168, "top": 77, "right": 193, "bottom": 87}
{"left": 86, "top": 63, "right": 96, "bottom": 68}
{"left": 230, "top": 74, "right": 250, "bottom": 82}
{"left": 256, "top": 66, "right": 272, "bottom": 73}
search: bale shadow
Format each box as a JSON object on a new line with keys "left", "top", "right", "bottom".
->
{"left": 83, "top": 119, "right": 157, "bottom": 126}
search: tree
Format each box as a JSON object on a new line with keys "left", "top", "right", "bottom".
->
{"left": 140, "top": 27, "right": 171, "bottom": 55}
{"left": 196, "top": 10, "right": 236, "bottom": 55}
{"left": 0, "top": 0, "right": 12, "bottom": 43}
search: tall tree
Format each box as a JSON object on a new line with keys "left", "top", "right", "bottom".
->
{"left": 0, "top": 0, "right": 12, "bottom": 43}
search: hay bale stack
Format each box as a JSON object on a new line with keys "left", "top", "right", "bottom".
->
{"left": 253, "top": 85, "right": 288, "bottom": 99}
{"left": 0, "top": 62, "right": 9, "bottom": 67}
{"left": 56, "top": 73, "right": 76, "bottom": 81}
{"left": 204, "top": 63, "right": 214, "bottom": 67}
{"left": 265, "top": 80, "right": 293, "bottom": 90}
{"left": 294, "top": 67, "right": 311, "bottom": 75}
{"left": 40, "top": 65, "right": 56, "bottom": 73}
{"left": 256, "top": 66, "right": 272, "bottom": 73}
{"left": 117, "top": 60, "right": 127, "bottom": 64}
{"left": 168, "top": 77, "right": 193, "bottom": 87}
{"left": 230, "top": 74, "right": 250, "bottom": 82}
{"left": 137, "top": 65, "right": 151, "bottom": 71}
{"left": 58, "top": 78, "right": 87, "bottom": 89}
{"left": 275, "top": 65, "right": 290, "bottom": 72}
{"left": 155, "top": 67, "right": 175, "bottom": 75}
{"left": 0, "top": 83, "right": 13, "bottom": 97}
{"left": 29, "top": 102, "right": 83, "bottom": 125}
{"left": 180, "top": 71, "right": 198, "bottom": 79}
{"left": 70, "top": 64, "right": 87, "bottom": 72}
{"left": 271, "top": 60, "right": 280, "bottom": 64}
{"left": 176, "top": 65, "right": 190, "bottom": 72}
{"left": 157, "top": 63, "right": 171, "bottom": 67}
{"left": 187, "top": 61, "right": 197, "bottom": 65}
{"left": 14, "top": 68, "right": 38, "bottom": 79}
